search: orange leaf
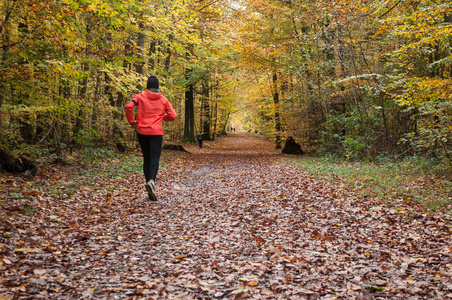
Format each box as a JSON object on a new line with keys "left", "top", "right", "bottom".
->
{"left": 247, "top": 279, "right": 258, "bottom": 286}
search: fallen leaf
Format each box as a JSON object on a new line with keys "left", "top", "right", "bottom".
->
{"left": 13, "top": 248, "right": 41, "bottom": 254}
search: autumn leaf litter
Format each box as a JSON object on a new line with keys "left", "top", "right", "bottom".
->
{"left": 0, "top": 132, "right": 451, "bottom": 299}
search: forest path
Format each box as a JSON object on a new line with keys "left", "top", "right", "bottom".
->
{"left": 0, "top": 132, "right": 451, "bottom": 299}
{"left": 123, "top": 132, "right": 451, "bottom": 299}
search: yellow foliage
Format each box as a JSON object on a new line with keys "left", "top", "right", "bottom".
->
{"left": 399, "top": 78, "right": 452, "bottom": 106}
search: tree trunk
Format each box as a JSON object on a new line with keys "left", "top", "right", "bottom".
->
{"left": 164, "top": 35, "right": 173, "bottom": 75}
{"left": 210, "top": 84, "right": 215, "bottom": 139}
{"left": 0, "top": 8, "right": 13, "bottom": 109}
{"left": 221, "top": 111, "right": 230, "bottom": 135}
{"left": 104, "top": 32, "right": 114, "bottom": 107}
{"left": 73, "top": 20, "right": 91, "bottom": 149}
{"left": 199, "top": 86, "right": 204, "bottom": 135}
{"left": 272, "top": 70, "right": 282, "bottom": 149}
{"left": 213, "top": 101, "right": 218, "bottom": 141}
{"left": 149, "top": 37, "right": 156, "bottom": 71}
{"left": 116, "top": 37, "right": 133, "bottom": 111}
{"left": 91, "top": 72, "right": 101, "bottom": 145}
{"left": 135, "top": 21, "right": 146, "bottom": 90}
{"left": 183, "top": 68, "right": 195, "bottom": 143}
{"left": 202, "top": 80, "right": 212, "bottom": 140}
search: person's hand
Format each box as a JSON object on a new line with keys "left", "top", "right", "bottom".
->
{"left": 131, "top": 120, "right": 138, "bottom": 129}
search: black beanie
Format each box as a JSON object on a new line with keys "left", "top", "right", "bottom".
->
{"left": 147, "top": 76, "right": 159, "bottom": 89}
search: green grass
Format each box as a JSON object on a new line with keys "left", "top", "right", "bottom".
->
{"left": 289, "top": 155, "right": 452, "bottom": 211}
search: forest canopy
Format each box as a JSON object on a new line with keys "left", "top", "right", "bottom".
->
{"left": 0, "top": 0, "right": 451, "bottom": 164}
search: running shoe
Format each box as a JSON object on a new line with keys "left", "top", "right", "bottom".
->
{"left": 145, "top": 180, "right": 157, "bottom": 201}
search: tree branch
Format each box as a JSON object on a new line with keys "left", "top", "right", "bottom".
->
{"left": 197, "top": 0, "right": 221, "bottom": 12}
{"left": 379, "top": 0, "right": 403, "bottom": 18}
{"left": 0, "top": 0, "right": 17, "bottom": 35}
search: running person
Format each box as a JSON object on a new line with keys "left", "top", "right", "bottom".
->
{"left": 125, "top": 76, "right": 177, "bottom": 201}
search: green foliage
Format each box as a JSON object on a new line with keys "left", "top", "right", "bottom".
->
{"left": 0, "top": 122, "right": 23, "bottom": 151}
{"left": 81, "top": 147, "right": 117, "bottom": 162}
{"left": 319, "top": 108, "right": 380, "bottom": 160}
{"left": 231, "top": 0, "right": 451, "bottom": 167}
{"left": 73, "top": 128, "right": 100, "bottom": 147}
{"left": 1, "top": 0, "right": 450, "bottom": 167}
{"left": 0, "top": 0, "right": 238, "bottom": 153}
{"left": 409, "top": 99, "right": 452, "bottom": 163}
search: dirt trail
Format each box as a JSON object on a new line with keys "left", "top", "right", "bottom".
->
{"left": 1, "top": 132, "right": 451, "bottom": 299}
{"left": 135, "top": 132, "right": 451, "bottom": 299}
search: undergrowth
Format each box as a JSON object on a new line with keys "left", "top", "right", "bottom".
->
{"left": 0, "top": 148, "right": 178, "bottom": 209}
{"left": 290, "top": 155, "right": 452, "bottom": 212}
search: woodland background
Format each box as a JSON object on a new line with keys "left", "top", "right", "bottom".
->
{"left": 0, "top": 0, "right": 451, "bottom": 165}
{"left": 1, "top": 2, "right": 452, "bottom": 297}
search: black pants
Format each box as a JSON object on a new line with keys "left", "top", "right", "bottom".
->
{"left": 137, "top": 134, "right": 163, "bottom": 182}
{"left": 198, "top": 140, "right": 203, "bottom": 149}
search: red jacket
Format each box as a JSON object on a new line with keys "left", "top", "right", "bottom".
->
{"left": 125, "top": 90, "right": 177, "bottom": 135}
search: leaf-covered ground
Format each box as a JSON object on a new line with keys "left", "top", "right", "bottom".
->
{"left": 1, "top": 132, "right": 451, "bottom": 299}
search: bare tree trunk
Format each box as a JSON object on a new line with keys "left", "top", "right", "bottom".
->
{"left": 91, "top": 72, "right": 101, "bottom": 137}
{"left": 380, "top": 93, "right": 391, "bottom": 152}
{"left": 117, "top": 37, "right": 133, "bottom": 109}
{"left": 135, "top": 21, "right": 146, "bottom": 91}
{"left": 210, "top": 84, "right": 215, "bottom": 138}
{"left": 272, "top": 70, "right": 282, "bottom": 149}
{"left": 164, "top": 35, "right": 173, "bottom": 75}
{"left": 213, "top": 100, "right": 218, "bottom": 141}
{"left": 183, "top": 68, "right": 195, "bottom": 143}
{"left": 199, "top": 84, "right": 204, "bottom": 135}
{"left": 0, "top": 6, "right": 13, "bottom": 109}
{"left": 74, "top": 21, "right": 91, "bottom": 149}
{"left": 149, "top": 33, "right": 156, "bottom": 71}
{"left": 202, "top": 79, "right": 212, "bottom": 140}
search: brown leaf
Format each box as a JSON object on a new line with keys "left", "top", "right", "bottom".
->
{"left": 234, "top": 292, "right": 245, "bottom": 300}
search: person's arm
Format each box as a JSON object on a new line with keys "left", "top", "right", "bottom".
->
{"left": 163, "top": 99, "right": 177, "bottom": 121}
{"left": 125, "top": 98, "right": 138, "bottom": 128}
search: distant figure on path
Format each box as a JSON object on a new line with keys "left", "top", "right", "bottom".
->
{"left": 125, "top": 76, "right": 177, "bottom": 201}
{"left": 197, "top": 132, "right": 203, "bottom": 149}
